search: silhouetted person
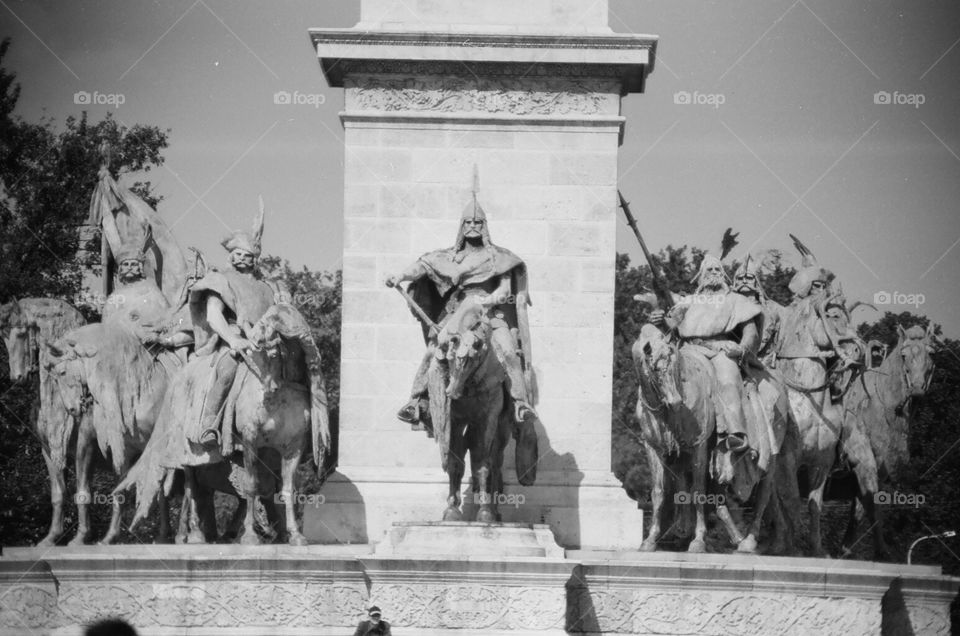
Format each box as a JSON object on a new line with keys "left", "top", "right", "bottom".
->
{"left": 85, "top": 618, "right": 138, "bottom": 636}
{"left": 353, "top": 606, "right": 392, "bottom": 635}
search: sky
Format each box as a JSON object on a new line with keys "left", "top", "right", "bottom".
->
{"left": 2, "top": 0, "right": 959, "bottom": 335}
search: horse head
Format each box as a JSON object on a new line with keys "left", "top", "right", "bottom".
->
{"left": 44, "top": 338, "right": 89, "bottom": 417}
{"left": 897, "top": 323, "right": 936, "bottom": 397}
{"left": 633, "top": 324, "right": 683, "bottom": 410}
{"left": 436, "top": 297, "right": 490, "bottom": 400}
{"left": 0, "top": 300, "right": 36, "bottom": 384}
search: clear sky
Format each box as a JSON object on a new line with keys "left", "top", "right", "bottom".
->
{"left": 3, "top": 0, "right": 959, "bottom": 334}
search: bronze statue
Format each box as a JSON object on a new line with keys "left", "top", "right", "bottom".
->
{"left": 0, "top": 298, "right": 86, "bottom": 546}
{"left": 116, "top": 201, "right": 330, "bottom": 545}
{"left": 385, "top": 182, "right": 539, "bottom": 519}
{"left": 775, "top": 234, "right": 866, "bottom": 557}
{"left": 839, "top": 323, "right": 936, "bottom": 559}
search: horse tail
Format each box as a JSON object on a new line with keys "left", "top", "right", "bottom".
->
{"left": 301, "top": 332, "right": 331, "bottom": 475}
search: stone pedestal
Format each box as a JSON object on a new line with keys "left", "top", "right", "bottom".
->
{"left": 374, "top": 522, "right": 564, "bottom": 558}
{"left": 2, "top": 547, "right": 955, "bottom": 635}
{"left": 308, "top": 0, "right": 657, "bottom": 550}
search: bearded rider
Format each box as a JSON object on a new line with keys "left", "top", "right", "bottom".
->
{"left": 188, "top": 205, "right": 285, "bottom": 449}
{"left": 650, "top": 254, "right": 762, "bottom": 454}
{"left": 731, "top": 256, "right": 782, "bottom": 365}
{"left": 385, "top": 200, "right": 537, "bottom": 429}
{"left": 102, "top": 240, "right": 171, "bottom": 339}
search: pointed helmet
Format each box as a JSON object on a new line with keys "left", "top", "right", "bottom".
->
{"left": 453, "top": 166, "right": 493, "bottom": 252}
{"left": 733, "top": 254, "right": 764, "bottom": 298}
{"left": 221, "top": 196, "right": 265, "bottom": 257}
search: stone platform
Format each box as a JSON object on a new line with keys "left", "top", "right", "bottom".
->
{"left": 1, "top": 544, "right": 955, "bottom": 635}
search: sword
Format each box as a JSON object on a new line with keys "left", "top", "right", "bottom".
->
{"left": 392, "top": 283, "right": 441, "bottom": 337}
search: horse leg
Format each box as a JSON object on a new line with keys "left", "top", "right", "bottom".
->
{"left": 807, "top": 481, "right": 828, "bottom": 558}
{"left": 739, "top": 458, "right": 777, "bottom": 554}
{"left": 840, "top": 497, "right": 861, "bottom": 556}
{"left": 842, "top": 424, "right": 887, "bottom": 559}
{"left": 688, "top": 443, "right": 708, "bottom": 553}
{"left": 281, "top": 451, "right": 307, "bottom": 546}
{"left": 68, "top": 421, "right": 96, "bottom": 547}
{"left": 37, "top": 447, "right": 65, "bottom": 547}
{"left": 155, "top": 490, "right": 173, "bottom": 544}
{"left": 182, "top": 467, "right": 208, "bottom": 544}
{"left": 240, "top": 448, "right": 262, "bottom": 545}
{"left": 443, "top": 424, "right": 467, "bottom": 521}
{"left": 99, "top": 457, "right": 129, "bottom": 545}
{"left": 640, "top": 442, "right": 664, "bottom": 552}
{"left": 474, "top": 404, "right": 502, "bottom": 524}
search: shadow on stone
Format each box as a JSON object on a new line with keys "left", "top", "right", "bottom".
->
{"left": 304, "top": 470, "right": 368, "bottom": 544}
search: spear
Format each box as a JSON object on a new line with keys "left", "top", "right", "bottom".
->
{"left": 392, "top": 283, "right": 441, "bottom": 337}
{"left": 618, "top": 190, "right": 673, "bottom": 311}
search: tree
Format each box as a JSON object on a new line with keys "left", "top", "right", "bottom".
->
{"left": 0, "top": 37, "right": 170, "bottom": 545}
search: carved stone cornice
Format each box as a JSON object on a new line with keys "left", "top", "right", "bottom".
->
{"left": 311, "top": 29, "right": 657, "bottom": 92}
{"left": 344, "top": 75, "right": 621, "bottom": 117}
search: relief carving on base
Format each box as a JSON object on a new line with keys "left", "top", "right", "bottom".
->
{"left": 374, "top": 583, "right": 565, "bottom": 630}
{"left": 346, "top": 76, "right": 620, "bottom": 117}
{"left": 0, "top": 582, "right": 366, "bottom": 630}
{"left": 567, "top": 589, "right": 882, "bottom": 635}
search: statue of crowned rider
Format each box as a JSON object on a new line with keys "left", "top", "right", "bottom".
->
{"left": 385, "top": 175, "right": 539, "bottom": 464}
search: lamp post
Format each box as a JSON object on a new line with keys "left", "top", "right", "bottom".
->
{"left": 907, "top": 530, "right": 956, "bottom": 565}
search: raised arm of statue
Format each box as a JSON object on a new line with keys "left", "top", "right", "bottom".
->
{"left": 385, "top": 260, "right": 428, "bottom": 288}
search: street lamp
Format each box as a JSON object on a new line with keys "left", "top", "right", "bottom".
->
{"left": 907, "top": 530, "right": 957, "bottom": 565}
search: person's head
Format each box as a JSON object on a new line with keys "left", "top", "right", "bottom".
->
{"left": 85, "top": 618, "right": 138, "bottom": 636}
{"left": 114, "top": 243, "right": 146, "bottom": 284}
{"left": 221, "top": 197, "right": 265, "bottom": 273}
{"left": 368, "top": 606, "right": 382, "bottom": 624}
{"left": 692, "top": 254, "right": 728, "bottom": 293}
{"left": 733, "top": 256, "right": 763, "bottom": 299}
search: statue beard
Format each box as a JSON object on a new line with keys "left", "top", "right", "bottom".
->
{"left": 230, "top": 253, "right": 256, "bottom": 273}
{"left": 118, "top": 266, "right": 143, "bottom": 284}
{"left": 701, "top": 273, "right": 726, "bottom": 291}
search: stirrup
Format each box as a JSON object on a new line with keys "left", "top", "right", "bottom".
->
{"left": 397, "top": 402, "right": 419, "bottom": 425}
{"left": 514, "top": 401, "right": 535, "bottom": 424}
{"left": 199, "top": 428, "right": 220, "bottom": 449}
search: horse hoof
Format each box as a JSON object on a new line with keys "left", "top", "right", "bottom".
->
{"left": 476, "top": 508, "right": 497, "bottom": 524}
{"left": 737, "top": 536, "right": 757, "bottom": 553}
{"left": 185, "top": 530, "right": 207, "bottom": 545}
{"left": 688, "top": 539, "right": 706, "bottom": 553}
{"left": 288, "top": 534, "right": 308, "bottom": 547}
{"left": 639, "top": 539, "right": 657, "bottom": 552}
{"left": 240, "top": 532, "right": 261, "bottom": 546}
{"left": 442, "top": 507, "right": 463, "bottom": 522}
{"left": 67, "top": 536, "right": 87, "bottom": 547}
{"left": 36, "top": 537, "right": 57, "bottom": 548}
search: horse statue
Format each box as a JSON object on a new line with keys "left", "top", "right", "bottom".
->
{"left": 0, "top": 298, "right": 86, "bottom": 546}
{"left": 632, "top": 324, "right": 715, "bottom": 552}
{"left": 44, "top": 322, "right": 182, "bottom": 544}
{"left": 427, "top": 296, "right": 535, "bottom": 523}
{"left": 117, "top": 303, "right": 330, "bottom": 546}
{"left": 838, "top": 323, "right": 936, "bottom": 558}
{"left": 775, "top": 235, "right": 866, "bottom": 556}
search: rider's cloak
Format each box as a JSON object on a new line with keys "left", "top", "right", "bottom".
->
{"left": 676, "top": 292, "right": 762, "bottom": 340}
{"left": 410, "top": 244, "right": 537, "bottom": 403}
{"left": 189, "top": 270, "right": 277, "bottom": 356}
{"left": 102, "top": 279, "right": 171, "bottom": 337}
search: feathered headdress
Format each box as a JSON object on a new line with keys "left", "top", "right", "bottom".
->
{"left": 787, "top": 234, "right": 833, "bottom": 297}
{"left": 221, "top": 196, "right": 265, "bottom": 256}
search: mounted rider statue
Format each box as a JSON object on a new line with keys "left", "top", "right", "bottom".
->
{"left": 385, "top": 174, "right": 539, "bottom": 455}
{"left": 650, "top": 252, "right": 763, "bottom": 456}
{"left": 189, "top": 199, "right": 287, "bottom": 450}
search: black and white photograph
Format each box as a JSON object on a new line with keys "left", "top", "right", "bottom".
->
{"left": 1, "top": 1, "right": 959, "bottom": 634}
